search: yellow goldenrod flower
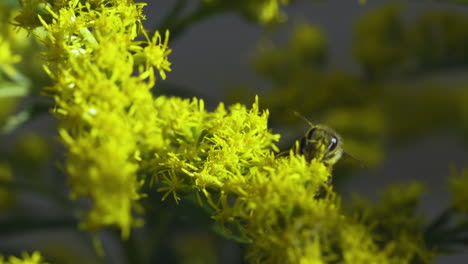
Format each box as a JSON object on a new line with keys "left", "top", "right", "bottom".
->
{"left": 202, "top": 0, "right": 290, "bottom": 24}
{"left": 0, "top": 4, "right": 21, "bottom": 77}
{"left": 349, "top": 182, "right": 433, "bottom": 263}
{"left": 16, "top": 0, "right": 172, "bottom": 238}
{"left": 146, "top": 95, "right": 409, "bottom": 263}
{"left": 12, "top": 133, "right": 51, "bottom": 169}
{"left": 0, "top": 36, "right": 21, "bottom": 74}
{"left": 143, "top": 30, "right": 172, "bottom": 80}
{"left": 254, "top": 0, "right": 290, "bottom": 25}
{"left": 449, "top": 168, "right": 468, "bottom": 213}
{"left": 0, "top": 251, "right": 47, "bottom": 264}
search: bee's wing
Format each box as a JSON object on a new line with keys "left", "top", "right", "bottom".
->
{"left": 343, "top": 150, "right": 367, "bottom": 168}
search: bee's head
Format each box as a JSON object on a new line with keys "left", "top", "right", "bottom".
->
{"left": 298, "top": 125, "right": 343, "bottom": 166}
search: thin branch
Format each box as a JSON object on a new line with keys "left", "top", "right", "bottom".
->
{"left": 0, "top": 84, "right": 29, "bottom": 98}
{"left": 157, "top": 2, "right": 229, "bottom": 41}
{"left": 157, "top": 0, "right": 188, "bottom": 31}
{"left": 0, "top": 216, "right": 77, "bottom": 236}
{"left": 425, "top": 207, "right": 453, "bottom": 234}
{"left": 1, "top": 100, "right": 52, "bottom": 134}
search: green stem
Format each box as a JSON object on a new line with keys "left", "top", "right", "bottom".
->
{"left": 1, "top": 65, "right": 31, "bottom": 85}
{"left": 0, "top": 84, "right": 29, "bottom": 98}
{"left": 146, "top": 209, "right": 174, "bottom": 263}
{"left": 441, "top": 221, "right": 468, "bottom": 239}
{"left": 1, "top": 100, "right": 52, "bottom": 134}
{"left": 157, "top": 0, "right": 188, "bottom": 31}
{"left": 123, "top": 233, "right": 142, "bottom": 264}
{"left": 0, "top": 216, "right": 77, "bottom": 236}
{"left": 425, "top": 208, "right": 468, "bottom": 251}
{"left": 158, "top": 2, "right": 229, "bottom": 41}
{"left": 425, "top": 207, "right": 453, "bottom": 234}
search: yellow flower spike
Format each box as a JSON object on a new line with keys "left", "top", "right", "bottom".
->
{"left": 0, "top": 7, "right": 22, "bottom": 77}
{"left": 255, "top": 0, "right": 286, "bottom": 24}
{"left": 144, "top": 30, "right": 172, "bottom": 80}
{"left": 448, "top": 168, "right": 468, "bottom": 213}
{"left": 157, "top": 170, "right": 184, "bottom": 203}
{"left": 0, "top": 251, "right": 47, "bottom": 264}
{"left": 202, "top": 0, "right": 290, "bottom": 25}
{"left": 16, "top": 0, "right": 172, "bottom": 238}
{"left": 0, "top": 36, "right": 21, "bottom": 63}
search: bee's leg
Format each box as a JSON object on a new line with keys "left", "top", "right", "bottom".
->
{"left": 276, "top": 150, "right": 289, "bottom": 158}
{"left": 313, "top": 177, "right": 332, "bottom": 199}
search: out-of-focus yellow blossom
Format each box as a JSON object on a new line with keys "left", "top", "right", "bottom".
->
{"left": 0, "top": 4, "right": 21, "bottom": 129}
{"left": 289, "top": 23, "right": 327, "bottom": 65}
{"left": 0, "top": 5, "right": 21, "bottom": 76}
{"left": 0, "top": 251, "right": 47, "bottom": 264}
{"left": 409, "top": 11, "right": 468, "bottom": 68}
{"left": 2, "top": 5, "right": 47, "bottom": 97}
{"left": 0, "top": 162, "right": 14, "bottom": 210}
{"left": 323, "top": 106, "right": 387, "bottom": 166}
{"left": 350, "top": 182, "right": 433, "bottom": 263}
{"left": 172, "top": 231, "right": 218, "bottom": 264}
{"left": 14, "top": 0, "right": 46, "bottom": 31}
{"left": 0, "top": 98, "right": 17, "bottom": 126}
{"left": 460, "top": 88, "right": 468, "bottom": 137}
{"left": 249, "top": 0, "right": 290, "bottom": 24}
{"left": 354, "top": 5, "right": 468, "bottom": 76}
{"left": 202, "top": 0, "right": 290, "bottom": 24}
{"left": 12, "top": 133, "right": 51, "bottom": 170}
{"left": 0, "top": 36, "right": 21, "bottom": 75}
{"left": 448, "top": 168, "right": 468, "bottom": 213}
{"left": 353, "top": 4, "right": 404, "bottom": 77}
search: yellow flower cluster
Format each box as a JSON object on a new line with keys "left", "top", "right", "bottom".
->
{"left": 0, "top": 36, "right": 21, "bottom": 76}
{"left": 0, "top": 252, "right": 47, "bottom": 264}
{"left": 146, "top": 96, "right": 409, "bottom": 263}
{"left": 449, "top": 168, "right": 468, "bottom": 213}
{"left": 149, "top": 96, "right": 280, "bottom": 200}
{"left": 0, "top": 3, "right": 22, "bottom": 135}
{"left": 246, "top": 0, "right": 290, "bottom": 24}
{"left": 0, "top": 5, "right": 21, "bottom": 76}
{"left": 16, "top": 0, "right": 171, "bottom": 238}
{"left": 202, "top": 0, "right": 290, "bottom": 24}
{"left": 350, "top": 182, "right": 433, "bottom": 263}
